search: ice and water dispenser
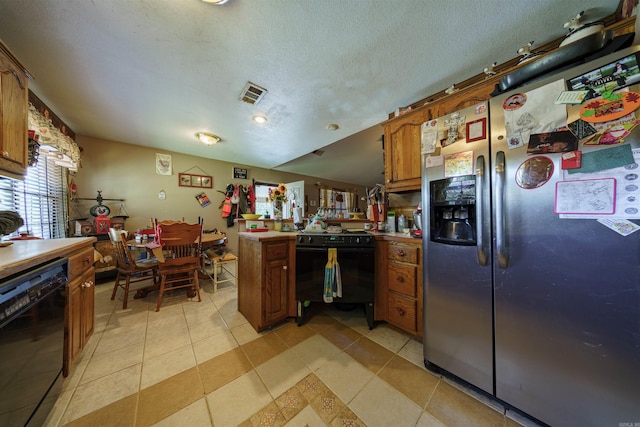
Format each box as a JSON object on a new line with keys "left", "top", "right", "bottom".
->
{"left": 429, "top": 175, "right": 476, "bottom": 245}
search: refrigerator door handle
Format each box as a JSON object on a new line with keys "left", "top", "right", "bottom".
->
{"left": 496, "top": 150, "right": 509, "bottom": 269}
{"left": 475, "top": 155, "right": 488, "bottom": 266}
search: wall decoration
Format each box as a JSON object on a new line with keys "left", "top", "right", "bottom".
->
{"left": 156, "top": 153, "right": 172, "bottom": 175}
{"left": 195, "top": 192, "right": 211, "bottom": 207}
{"left": 179, "top": 172, "right": 213, "bottom": 188}
{"left": 233, "top": 167, "right": 248, "bottom": 179}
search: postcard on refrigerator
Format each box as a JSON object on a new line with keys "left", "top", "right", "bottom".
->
{"left": 597, "top": 218, "right": 640, "bottom": 236}
{"left": 554, "top": 178, "right": 616, "bottom": 215}
{"left": 444, "top": 151, "right": 473, "bottom": 178}
{"left": 421, "top": 119, "right": 438, "bottom": 154}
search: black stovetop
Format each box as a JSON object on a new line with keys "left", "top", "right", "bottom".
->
{"left": 296, "top": 229, "right": 374, "bottom": 248}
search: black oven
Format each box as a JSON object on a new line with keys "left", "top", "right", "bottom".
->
{"left": 295, "top": 231, "right": 375, "bottom": 329}
{"left": 0, "top": 257, "right": 68, "bottom": 426}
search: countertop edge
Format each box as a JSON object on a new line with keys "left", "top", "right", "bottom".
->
{"left": 0, "top": 237, "right": 97, "bottom": 280}
{"left": 238, "top": 230, "right": 421, "bottom": 243}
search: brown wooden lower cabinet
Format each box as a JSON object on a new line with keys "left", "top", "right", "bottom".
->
{"left": 64, "top": 246, "right": 96, "bottom": 376}
{"left": 238, "top": 236, "right": 295, "bottom": 332}
{"left": 376, "top": 238, "right": 423, "bottom": 337}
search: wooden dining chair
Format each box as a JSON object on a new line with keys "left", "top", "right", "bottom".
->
{"left": 155, "top": 221, "right": 204, "bottom": 312}
{"left": 108, "top": 228, "right": 159, "bottom": 309}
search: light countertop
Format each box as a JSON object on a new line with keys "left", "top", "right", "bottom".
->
{"left": 0, "top": 237, "right": 97, "bottom": 279}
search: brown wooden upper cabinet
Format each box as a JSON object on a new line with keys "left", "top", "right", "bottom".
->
{"left": 380, "top": 15, "right": 638, "bottom": 194}
{"left": 383, "top": 108, "right": 430, "bottom": 192}
{"left": 0, "top": 40, "right": 31, "bottom": 178}
{"left": 383, "top": 81, "right": 496, "bottom": 193}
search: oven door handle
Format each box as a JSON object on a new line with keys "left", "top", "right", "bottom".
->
{"left": 296, "top": 247, "right": 374, "bottom": 253}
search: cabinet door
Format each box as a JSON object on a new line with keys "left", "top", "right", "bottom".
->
{"left": 264, "top": 257, "right": 288, "bottom": 324}
{"left": 384, "top": 109, "right": 426, "bottom": 192}
{"left": 0, "top": 49, "right": 28, "bottom": 176}
{"left": 81, "top": 267, "right": 95, "bottom": 344}
{"left": 65, "top": 266, "right": 95, "bottom": 376}
{"left": 66, "top": 275, "right": 83, "bottom": 375}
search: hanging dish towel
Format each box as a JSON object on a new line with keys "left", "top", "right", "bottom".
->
{"left": 324, "top": 248, "right": 336, "bottom": 303}
{"left": 323, "top": 248, "right": 343, "bottom": 303}
{"left": 334, "top": 248, "right": 342, "bottom": 298}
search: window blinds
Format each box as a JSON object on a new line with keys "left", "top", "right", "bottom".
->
{"left": 0, "top": 156, "right": 68, "bottom": 239}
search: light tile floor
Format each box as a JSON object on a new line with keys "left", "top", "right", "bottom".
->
{"left": 44, "top": 270, "right": 541, "bottom": 427}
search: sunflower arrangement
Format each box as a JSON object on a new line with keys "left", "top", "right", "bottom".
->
{"left": 267, "top": 183, "right": 288, "bottom": 203}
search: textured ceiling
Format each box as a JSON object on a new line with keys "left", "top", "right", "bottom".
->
{"left": 0, "top": 0, "right": 620, "bottom": 187}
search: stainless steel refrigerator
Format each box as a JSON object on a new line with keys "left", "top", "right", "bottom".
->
{"left": 422, "top": 46, "right": 640, "bottom": 426}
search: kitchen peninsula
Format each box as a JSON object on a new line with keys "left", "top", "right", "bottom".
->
{"left": 237, "top": 228, "right": 421, "bottom": 335}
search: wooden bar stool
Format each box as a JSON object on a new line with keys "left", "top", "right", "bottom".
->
{"left": 203, "top": 249, "right": 237, "bottom": 292}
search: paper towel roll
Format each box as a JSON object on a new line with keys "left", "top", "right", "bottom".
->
{"left": 293, "top": 207, "right": 303, "bottom": 223}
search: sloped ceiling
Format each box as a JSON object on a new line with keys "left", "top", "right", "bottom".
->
{"left": 0, "top": 0, "right": 621, "bottom": 187}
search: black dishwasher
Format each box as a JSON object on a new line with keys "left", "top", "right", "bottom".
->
{"left": 0, "top": 257, "right": 68, "bottom": 426}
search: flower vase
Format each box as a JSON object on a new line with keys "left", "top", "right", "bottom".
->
{"left": 272, "top": 200, "right": 283, "bottom": 219}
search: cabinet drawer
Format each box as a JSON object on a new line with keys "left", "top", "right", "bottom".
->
{"left": 265, "top": 242, "right": 288, "bottom": 261}
{"left": 388, "top": 293, "right": 417, "bottom": 332}
{"left": 68, "top": 247, "right": 95, "bottom": 281}
{"left": 388, "top": 262, "right": 417, "bottom": 297}
{"left": 387, "top": 243, "right": 419, "bottom": 264}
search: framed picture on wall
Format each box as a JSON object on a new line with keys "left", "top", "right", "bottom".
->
{"left": 179, "top": 173, "right": 191, "bottom": 187}
{"left": 201, "top": 176, "right": 212, "bottom": 188}
{"left": 178, "top": 173, "right": 213, "bottom": 188}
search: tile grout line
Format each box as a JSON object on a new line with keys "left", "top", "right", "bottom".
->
{"left": 55, "top": 282, "right": 520, "bottom": 427}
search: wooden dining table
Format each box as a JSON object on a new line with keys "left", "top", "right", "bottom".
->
{"left": 127, "top": 232, "right": 227, "bottom": 298}
{"left": 127, "top": 232, "right": 226, "bottom": 249}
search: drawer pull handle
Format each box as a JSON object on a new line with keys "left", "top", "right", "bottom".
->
{"left": 396, "top": 276, "right": 404, "bottom": 282}
{"left": 274, "top": 250, "right": 282, "bottom": 255}
{"left": 283, "top": 265, "right": 288, "bottom": 270}
{"left": 397, "top": 307, "right": 405, "bottom": 316}
{"left": 396, "top": 250, "right": 406, "bottom": 257}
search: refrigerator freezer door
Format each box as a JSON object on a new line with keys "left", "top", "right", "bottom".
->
{"left": 490, "top": 48, "right": 640, "bottom": 426}
{"left": 422, "top": 103, "right": 493, "bottom": 393}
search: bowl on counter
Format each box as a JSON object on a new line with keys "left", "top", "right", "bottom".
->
{"left": 349, "top": 212, "right": 364, "bottom": 219}
{"left": 241, "top": 213, "right": 262, "bottom": 220}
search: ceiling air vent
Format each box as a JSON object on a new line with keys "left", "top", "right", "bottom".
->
{"left": 239, "top": 81, "right": 267, "bottom": 105}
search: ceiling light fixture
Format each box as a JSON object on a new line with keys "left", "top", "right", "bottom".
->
{"left": 201, "top": 0, "right": 231, "bottom": 4}
{"left": 252, "top": 114, "right": 268, "bottom": 124}
{"left": 326, "top": 123, "right": 339, "bottom": 131}
{"left": 195, "top": 132, "right": 221, "bottom": 145}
